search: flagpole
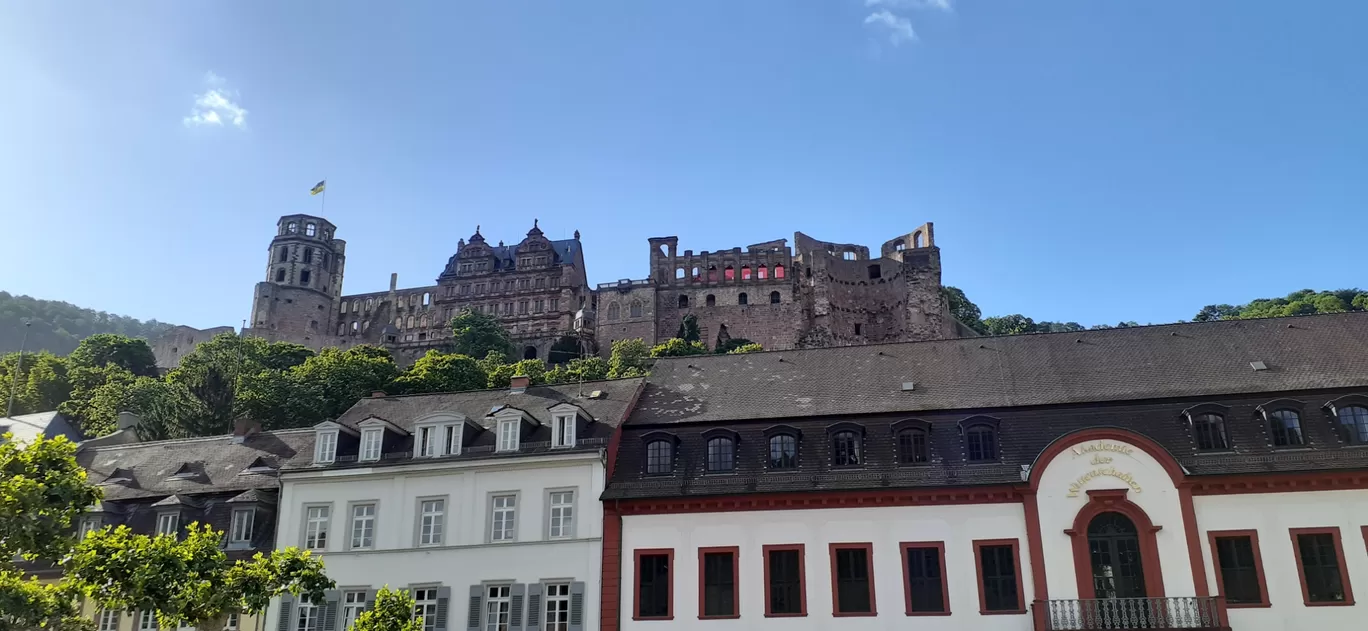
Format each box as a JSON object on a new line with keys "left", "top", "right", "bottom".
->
{"left": 320, "top": 176, "right": 327, "bottom": 215}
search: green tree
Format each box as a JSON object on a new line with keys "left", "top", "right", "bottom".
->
{"left": 67, "top": 334, "right": 158, "bottom": 377}
{"left": 981, "top": 314, "right": 1039, "bottom": 336}
{"left": 391, "top": 351, "right": 487, "bottom": 394}
{"left": 942, "top": 286, "right": 985, "bottom": 332}
{"left": 486, "top": 359, "right": 547, "bottom": 389}
{"left": 726, "top": 343, "right": 764, "bottom": 354}
{"left": 450, "top": 309, "right": 512, "bottom": 360}
{"left": 167, "top": 335, "right": 315, "bottom": 435}
{"left": 0, "top": 291, "right": 176, "bottom": 357}
{"left": 1193, "top": 304, "right": 1241, "bottom": 322}
{"left": 288, "top": 346, "right": 402, "bottom": 425}
{"left": 650, "top": 338, "right": 708, "bottom": 358}
{"left": 606, "top": 339, "right": 650, "bottom": 378}
{"left": 547, "top": 336, "right": 585, "bottom": 366}
{"left": 350, "top": 586, "right": 420, "bottom": 631}
{"left": 675, "top": 314, "right": 702, "bottom": 344}
{"left": 714, "top": 337, "right": 756, "bottom": 355}
{"left": 57, "top": 365, "right": 138, "bottom": 436}
{"left": 544, "top": 357, "right": 609, "bottom": 384}
{"left": 0, "top": 351, "right": 71, "bottom": 416}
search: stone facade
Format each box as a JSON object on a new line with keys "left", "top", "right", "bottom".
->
{"left": 150, "top": 325, "right": 236, "bottom": 371}
{"left": 238, "top": 215, "right": 959, "bottom": 366}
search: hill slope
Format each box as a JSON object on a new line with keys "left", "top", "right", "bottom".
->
{"left": 0, "top": 291, "right": 178, "bottom": 355}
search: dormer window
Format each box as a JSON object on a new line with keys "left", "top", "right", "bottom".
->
{"left": 1268, "top": 409, "right": 1304, "bottom": 447}
{"left": 1192, "top": 413, "right": 1230, "bottom": 451}
{"left": 552, "top": 413, "right": 576, "bottom": 448}
{"left": 359, "top": 428, "right": 383, "bottom": 462}
{"left": 228, "top": 509, "right": 254, "bottom": 547}
{"left": 315, "top": 430, "right": 338, "bottom": 464}
{"left": 156, "top": 512, "right": 180, "bottom": 537}
{"left": 497, "top": 418, "right": 521, "bottom": 452}
{"left": 964, "top": 425, "right": 998, "bottom": 461}
{"left": 416, "top": 421, "right": 462, "bottom": 458}
{"left": 79, "top": 516, "right": 103, "bottom": 539}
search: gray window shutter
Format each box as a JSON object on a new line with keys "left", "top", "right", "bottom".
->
{"left": 568, "top": 582, "right": 585, "bottom": 631}
{"left": 465, "top": 585, "right": 482, "bottom": 631}
{"left": 434, "top": 587, "right": 451, "bottom": 631}
{"left": 525, "top": 584, "right": 542, "bottom": 631}
{"left": 508, "top": 584, "right": 525, "bottom": 631}
{"left": 322, "top": 591, "right": 340, "bottom": 631}
{"left": 364, "top": 590, "right": 378, "bottom": 611}
{"left": 277, "top": 596, "right": 295, "bottom": 631}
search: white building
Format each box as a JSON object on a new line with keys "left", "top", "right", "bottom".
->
{"left": 269, "top": 376, "right": 644, "bottom": 631}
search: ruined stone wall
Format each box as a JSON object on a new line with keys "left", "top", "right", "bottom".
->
{"left": 151, "top": 325, "right": 236, "bottom": 370}
{"left": 595, "top": 280, "right": 658, "bottom": 357}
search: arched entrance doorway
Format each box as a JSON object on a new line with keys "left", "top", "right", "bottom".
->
{"left": 1087, "top": 512, "right": 1147, "bottom": 599}
{"left": 522, "top": 346, "right": 538, "bottom": 360}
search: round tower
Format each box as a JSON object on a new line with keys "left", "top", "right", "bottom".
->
{"left": 247, "top": 215, "right": 347, "bottom": 347}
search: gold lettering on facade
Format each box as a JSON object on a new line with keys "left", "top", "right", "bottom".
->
{"left": 1067, "top": 468, "right": 1143, "bottom": 497}
{"left": 1071, "top": 442, "right": 1136, "bottom": 459}
{"left": 1090, "top": 454, "right": 1113, "bottom": 465}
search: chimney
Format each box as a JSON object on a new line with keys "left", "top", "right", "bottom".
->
{"left": 371, "top": 390, "right": 388, "bottom": 398}
{"left": 509, "top": 375, "right": 531, "bottom": 394}
{"left": 389, "top": 273, "right": 398, "bottom": 292}
{"left": 232, "top": 418, "right": 262, "bottom": 443}
{"left": 116, "top": 411, "right": 140, "bottom": 431}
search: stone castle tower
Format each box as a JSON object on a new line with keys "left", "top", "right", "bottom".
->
{"left": 244, "top": 215, "right": 346, "bottom": 349}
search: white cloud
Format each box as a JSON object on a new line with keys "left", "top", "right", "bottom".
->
{"left": 865, "top": 0, "right": 953, "bottom": 11}
{"left": 864, "top": 9, "right": 917, "bottom": 46}
{"left": 184, "top": 72, "right": 247, "bottom": 129}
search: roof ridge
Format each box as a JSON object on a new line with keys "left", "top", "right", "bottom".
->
{"left": 358, "top": 376, "right": 646, "bottom": 401}
{"left": 83, "top": 427, "right": 314, "bottom": 452}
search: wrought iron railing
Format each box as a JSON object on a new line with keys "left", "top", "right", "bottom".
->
{"left": 1036, "top": 597, "right": 1227, "bottom": 630}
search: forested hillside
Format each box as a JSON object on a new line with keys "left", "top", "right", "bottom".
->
{"left": 0, "top": 291, "right": 176, "bottom": 355}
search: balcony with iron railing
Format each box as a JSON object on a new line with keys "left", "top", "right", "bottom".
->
{"left": 1033, "top": 597, "right": 1229, "bottom": 631}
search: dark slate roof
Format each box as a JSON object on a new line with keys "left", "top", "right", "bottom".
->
{"left": 630, "top": 312, "right": 1368, "bottom": 425}
{"left": 457, "top": 239, "right": 580, "bottom": 270}
{"left": 78, "top": 429, "right": 315, "bottom": 501}
{"left": 333, "top": 378, "right": 646, "bottom": 433}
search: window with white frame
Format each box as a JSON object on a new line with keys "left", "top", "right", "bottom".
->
{"left": 80, "top": 516, "right": 102, "bottom": 539}
{"left": 417, "top": 422, "right": 461, "bottom": 458}
{"left": 342, "top": 591, "right": 367, "bottom": 630}
{"left": 156, "top": 512, "right": 179, "bottom": 537}
{"left": 314, "top": 431, "right": 338, "bottom": 464}
{"left": 419, "top": 499, "right": 446, "bottom": 546}
{"left": 97, "top": 609, "right": 120, "bottom": 631}
{"left": 484, "top": 584, "right": 511, "bottom": 631}
{"left": 304, "top": 505, "right": 330, "bottom": 550}
{"left": 496, "top": 419, "right": 519, "bottom": 452}
{"left": 224, "top": 612, "right": 239, "bottom": 631}
{"left": 548, "top": 491, "right": 574, "bottom": 539}
{"left": 544, "top": 583, "right": 571, "bottom": 631}
{"left": 413, "top": 588, "right": 439, "bottom": 631}
{"left": 138, "top": 611, "right": 157, "bottom": 631}
{"left": 295, "top": 602, "right": 319, "bottom": 631}
{"left": 490, "top": 494, "right": 517, "bottom": 542}
{"left": 350, "top": 503, "right": 375, "bottom": 550}
{"left": 228, "top": 509, "right": 254, "bottom": 545}
{"left": 551, "top": 414, "right": 575, "bottom": 448}
{"left": 359, "top": 428, "right": 383, "bottom": 461}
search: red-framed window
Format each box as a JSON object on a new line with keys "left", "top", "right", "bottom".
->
{"left": 633, "top": 548, "right": 675, "bottom": 620}
{"left": 1207, "top": 530, "right": 1270, "bottom": 607}
{"left": 763, "top": 544, "right": 807, "bottom": 617}
{"left": 973, "top": 538, "right": 1026, "bottom": 614}
{"left": 698, "top": 546, "right": 739, "bottom": 619}
{"left": 829, "top": 543, "right": 876, "bottom": 616}
{"left": 1289, "top": 527, "right": 1355, "bottom": 606}
{"left": 900, "top": 541, "right": 950, "bottom": 615}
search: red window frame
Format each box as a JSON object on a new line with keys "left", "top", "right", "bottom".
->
{"left": 1207, "top": 529, "right": 1271, "bottom": 608}
{"left": 632, "top": 548, "right": 675, "bottom": 620}
{"left": 972, "top": 538, "right": 1027, "bottom": 615}
{"left": 697, "top": 546, "right": 740, "bottom": 620}
{"left": 762, "top": 543, "right": 807, "bottom": 617}
{"left": 900, "top": 541, "right": 951, "bottom": 616}
{"left": 828, "top": 542, "right": 877, "bottom": 617}
{"left": 1289, "top": 527, "right": 1355, "bottom": 607}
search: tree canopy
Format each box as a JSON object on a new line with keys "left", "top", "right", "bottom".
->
{"left": 0, "top": 291, "right": 176, "bottom": 356}
{"left": 450, "top": 309, "right": 513, "bottom": 360}
{"left": 350, "top": 587, "right": 420, "bottom": 631}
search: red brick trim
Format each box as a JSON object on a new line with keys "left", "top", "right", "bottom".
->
{"left": 972, "top": 538, "right": 1028, "bottom": 615}
{"left": 1207, "top": 529, "right": 1271, "bottom": 608}
{"left": 600, "top": 506, "right": 622, "bottom": 631}
{"left": 828, "top": 543, "right": 877, "bottom": 617}
{"left": 1027, "top": 428, "right": 1186, "bottom": 491}
{"left": 1021, "top": 490, "right": 1049, "bottom": 601}
{"left": 899, "top": 541, "right": 950, "bottom": 616}
{"left": 697, "top": 546, "right": 740, "bottom": 620}
{"left": 1189, "top": 471, "right": 1368, "bottom": 495}
{"left": 762, "top": 543, "right": 808, "bottom": 617}
{"left": 632, "top": 548, "right": 675, "bottom": 621}
{"left": 1289, "top": 527, "right": 1356, "bottom": 607}
{"left": 1178, "top": 485, "right": 1210, "bottom": 597}
{"left": 613, "top": 486, "right": 1021, "bottom": 515}
{"left": 1066, "top": 489, "right": 1166, "bottom": 599}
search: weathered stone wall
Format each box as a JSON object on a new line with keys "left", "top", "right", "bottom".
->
{"left": 595, "top": 280, "right": 658, "bottom": 357}
{"left": 151, "top": 325, "right": 236, "bottom": 370}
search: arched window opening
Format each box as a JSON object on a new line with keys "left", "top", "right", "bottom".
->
{"left": 831, "top": 430, "right": 862, "bottom": 467}
{"left": 678, "top": 295, "right": 689, "bottom": 308}
{"left": 676, "top": 268, "right": 686, "bottom": 280}
{"left": 692, "top": 266, "right": 701, "bottom": 281}
{"left": 366, "top": 298, "right": 374, "bottom": 311}
{"left": 523, "top": 346, "right": 538, "bottom": 360}
{"left": 708, "top": 265, "right": 718, "bottom": 282}
{"left": 630, "top": 301, "right": 643, "bottom": 318}
{"left": 341, "top": 301, "right": 348, "bottom": 314}
{"left": 770, "top": 291, "right": 781, "bottom": 304}
{"left": 306, "top": 223, "right": 317, "bottom": 237}
{"left": 277, "top": 247, "right": 288, "bottom": 263}
{"left": 724, "top": 265, "right": 735, "bottom": 280}
{"left": 646, "top": 440, "right": 673, "bottom": 475}
{"left": 774, "top": 264, "right": 785, "bottom": 279}
{"left": 351, "top": 321, "right": 359, "bottom": 332}
{"left": 843, "top": 252, "right": 855, "bottom": 261}
{"left": 607, "top": 303, "right": 620, "bottom": 321}
{"left": 741, "top": 266, "right": 752, "bottom": 280}
{"left": 705, "top": 294, "right": 716, "bottom": 307}
{"left": 275, "top": 269, "right": 286, "bottom": 282}
{"left": 757, "top": 265, "right": 768, "bottom": 280}
{"left": 419, "top": 315, "right": 429, "bottom": 328}
{"left": 1088, "top": 513, "right": 1147, "bottom": 598}
{"left": 867, "top": 265, "right": 881, "bottom": 280}
{"left": 769, "top": 434, "right": 797, "bottom": 469}
{"left": 738, "top": 293, "right": 748, "bottom": 306}
{"left": 705, "top": 437, "right": 735, "bottom": 473}
{"left": 898, "top": 429, "right": 929, "bottom": 464}
{"left": 1269, "top": 409, "right": 1304, "bottom": 447}
{"left": 964, "top": 425, "right": 998, "bottom": 461}
{"left": 409, "top": 294, "right": 418, "bottom": 307}
{"left": 913, "top": 231, "right": 924, "bottom": 248}
{"left": 362, "top": 320, "right": 369, "bottom": 331}
{"left": 1192, "top": 413, "right": 1229, "bottom": 450}
{"left": 337, "top": 323, "right": 346, "bottom": 336}
{"left": 893, "top": 239, "right": 905, "bottom": 251}
{"left": 423, "top": 293, "right": 431, "bottom": 306}
{"left": 406, "top": 316, "right": 415, "bottom": 328}
{"left": 1337, "top": 405, "right": 1368, "bottom": 444}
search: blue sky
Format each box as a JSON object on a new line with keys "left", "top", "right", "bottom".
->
{"left": 1, "top": 1, "right": 1364, "bottom": 330}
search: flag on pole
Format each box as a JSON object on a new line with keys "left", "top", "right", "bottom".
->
{"left": 310, "top": 180, "right": 327, "bottom": 196}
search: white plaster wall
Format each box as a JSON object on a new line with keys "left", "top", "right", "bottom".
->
{"left": 268, "top": 455, "right": 604, "bottom": 631}
{"left": 1034, "top": 439, "right": 1193, "bottom": 599}
{"left": 620, "top": 503, "right": 1033, "bottom": 631}
{"left": 1194, "top": 489, "right": 1368, "bottom": 631}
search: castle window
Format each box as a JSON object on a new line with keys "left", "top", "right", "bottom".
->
{"left": 630, "top": 301, "right": 643, "bottom": 318}
{"left": 337, "top": 323, "right": 346, "bottom": 336}
{"left": 519, "top": 301, "right": 529, "bottom": 314}
{"left": 366, "top": 298, "right": 374, "bottom": 311}
{"left": 854, "top": 323, "right": 862, "bottom": 336}
{"left": 867, "top": 264, "right": 881, "bottom": 280}
{"left": 894, "top": 239, "right": 905, "bottom": 251}
{"left": 676, "top": 268, "right": 686, "bottom": 280}
{"left": 741, "top": 266, "right": 752, "bottom": 280}
{"left": 536, "top": 277, "right": 545, "bottom": 289}
{"left": 607, "top": 303, "right": 620, "bottom": 321}
{"left": 300, "top": 270, "right": 311, "bottom": 285}
{"left": 770, "top": 291, "right": 781, "bottom": 304}
{"left": 678, "top": 295, "right": 689, "bottom": 308}
{"left": 705, "top": 437, "right": 736, "bottom": 473}
{"left": 774, "top": 264, "right": 785, "bottom": 278}
{"left": 831, "top": 430, "right": 862, "bottom": 467}
{"left": 287, "top": 221, "right": 298, "bottom": 233}
{"left": 275, "top": 269, "right": 286, "bottom": 282}
{"left": 738, "top": 293, "right": 748, "bottom": 305}
{"left": 913, "top": 231, "right": 924, "bottom": 248}
{"left": 1268, "top": 409, "right": 1304, "bottom": 447}
{"left": 305, "top": 223, "right": 317, "bottom": 237}
{"left": 707, "top": 265, "right": 718, "bottom": 282}
{"left": 724, "top": 265, "right": 734, "bottom": 280}
{"left": 1192, "top": 413, "right": 1230, "bottom": 451}
{"left": 351, "top": 321, "right": 359, "bottom": 332}
{"left": 406, "top": 316, "right": 415, "bottom": 328}
{"left": 536, "top": 256, "right": 547, "bottom": 266}
{"left": 964, "top": 425, "right": 998, "bottom": 461}
{"left": 322, "top": 253, "right": 330, "bottom": 270}
{"left": 409, "top": 294, "right": 418, "bottom": 306}
{"left": 277, "top": 247, "right": 288, "bottom": 263}
{"left": 692, "top": 266, "right": 701, "bottom": 281}
{"left": 758, "top": 264, "right": 768, "bottom": 279}
{"left": 843, "top": 251, "right": 856, "bottom": 261}
{"left": 423, "top": 292, "right": 431, "bottom": 306}
{"left": 309, "top": 320, "right": 318, "bottom": 331}
{"left": 705, "top": 294, "right": 716, "bottom": 307}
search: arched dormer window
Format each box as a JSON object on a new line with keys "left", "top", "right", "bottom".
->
{"left": 643, "top": 432, "right": 679, "bottom": 475}
{"left": 1257, "top": 399, "right": 1306, "bottom": 448}
{"left": 1326, "top": 395, "right": 1368, "bottom": 445}
{"left": 763, "top": 425, "right": 800, "bottom": 470}
{"left": 959, "top": 416, "right": 1000, "bottom": 462}
{"left": 702, "top": 428, "right": 740, "bottom": 473}
{"left": 893, "top": 419, "right": 931, "bottom": 465}
{"left": 1182, "top": 404, "right": 1231, "bottom": 451}
{"left": 827, "top": 423, "right": 865, "bottom": 468}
